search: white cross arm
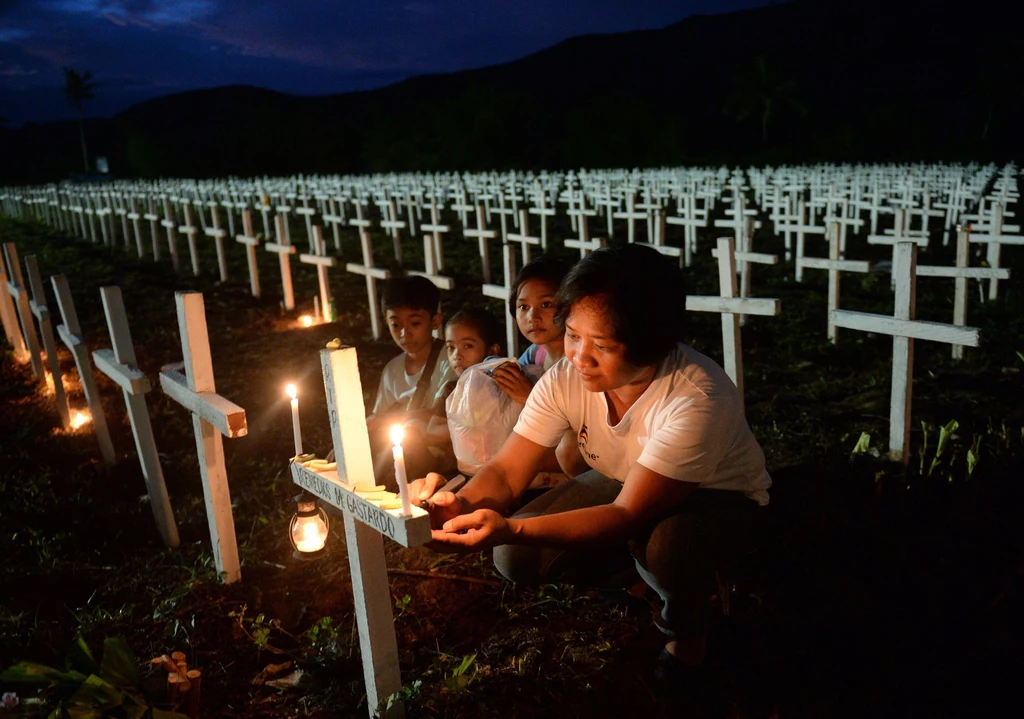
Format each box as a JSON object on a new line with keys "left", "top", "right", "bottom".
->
{"left": 29, "top": 299, "right": 49, "bottom": 323}
{"left": 299, "top": 253, "right": 337, "bottom": 267}
{"left": 178, "top": 224, "right": 197, "bottom": 233}
{"left": 482, "top": 283, "right": 508, "bottom": 300}
{"left": 56, "top": 323, "right": 85, "bottom": 349}
{"left": 290, "top": 463, "right": 431, "bottom": 547}
{"left": 916, "top": 266, "right": 1010, "bottom": 280}
{"left": 967, "top": 234, "right": 1024, "bottom": 246}
{"left": 236, "top": 235, "right": 260, "bottom": 247}
{"left": 265, "top": 242, "right": 297, "bottom": 254}
{"left": 867, "top": 234, "right": 928, "bottom": 247}
{"left": 92, "top": 348, "right": 151, "bottom": 395}
{"left": 204, "top": 227, "right": 227, "bottom": 238}
{"left": 346, "top": 263, "right": 390, "bottom": 279}
{"left": 295, "top": 208, "right": 317, "bottom": 217}
{"left": 801, "top": 257, "right": 872, "bottom": 272}
{"left": 407, "top": 271, "right": 454, "bottom": 290}
{"left": 711, "top": 248, "right": 779, "bottom": 265}
{"left": 159, "top": 370, "right": 248, "bottom": 437}
{"left": 686, "top": 296, "right": 781, "bottom": 316}
{"left": 830, "top": 310, "right": 981, "bottom": 346}
{"left": 421, "top": 223, "right": 450, "bottom": 233}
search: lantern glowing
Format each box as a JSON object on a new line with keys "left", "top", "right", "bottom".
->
{"left": 70, "top": 411, "right": 91, "bottom": 430}
{"left": 290, "top": 493, "right": 329, "bottom": 559}
{"left": 299, "top": 315, "right": 314, "bottom": 328}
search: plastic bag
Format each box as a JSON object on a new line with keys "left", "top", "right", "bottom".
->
{"left": 446, "top": 358, "right": 544, "bottom": 475}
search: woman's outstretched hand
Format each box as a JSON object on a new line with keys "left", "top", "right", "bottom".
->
{"left": 431, "top": 509, "right": 512, "bottom": 552}
{"left": 409, "top": 472, "right": 463, "bottom": 530}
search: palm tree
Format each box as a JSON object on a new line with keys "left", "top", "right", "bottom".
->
{"left": 723, "top": 54, "right": 805, "bottom": 146}
{"left": 63, "top": 67, "right": 96, "bottom": 172}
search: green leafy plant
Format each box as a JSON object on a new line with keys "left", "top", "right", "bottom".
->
{"left": 850, "top": 431, "right": 873, "bottom": 459}
{"left": 0, "top": 635, "right": 187, "bottom": 719}
{"left": 379, "top": 679, "right": 422, "bottom": 716}
{"left": 394, "top": 594, "right": 412, "bottom": 618}
{"left": 304, "top": 616, "right": 345, "bottom": 660}
{"left": 443, "top": 653, "right": 477, "bottom": 694}
{"left": 229, "top": 604, "right": 284, "bottom": 659}
{"left": 967, "top": 434, "right": 983, "bottom": 479}
{"left": 928, "top": 419, "right": 959, "bottom": 478}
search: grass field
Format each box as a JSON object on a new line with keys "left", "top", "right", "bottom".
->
{"left": 1, "top": 205, "right": 1022, "bottom": 718}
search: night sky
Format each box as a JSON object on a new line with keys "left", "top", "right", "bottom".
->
{"left": 1, "top": 0, "right": 774, "bottom": 128}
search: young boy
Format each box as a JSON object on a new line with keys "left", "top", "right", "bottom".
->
{"left": 367, "top": 276, "right": 455, "bottom": 488}
{"left": 366, "top": 276, "right": 454, "bottom": 432}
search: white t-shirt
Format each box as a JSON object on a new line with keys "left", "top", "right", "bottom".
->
{"left": 372, "top": 350, "right": 455, "bottom": 415}
{"left": 514, "top": 344, "right": 771, "bottom": 505}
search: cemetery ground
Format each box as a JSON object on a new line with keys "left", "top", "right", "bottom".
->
{"left": 1, "top": 211, "right": 1023, "bottom": 719}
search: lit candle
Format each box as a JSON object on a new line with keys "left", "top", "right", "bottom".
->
{"left": 286, "top": 383, "right": 303, "bottom": 457}
{"left": 389, "top": 425, "right": 412, "bottom": 516}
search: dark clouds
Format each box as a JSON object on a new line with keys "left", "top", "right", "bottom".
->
{"left": 0, "top": 0, "right": 773, "bottom": 126}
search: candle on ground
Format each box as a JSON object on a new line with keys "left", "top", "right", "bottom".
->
{"left": 286, "top": 383, "right": 303, "bottom": 456}
{"left": 389, "top": 425, "right": 412, "bottom": 516}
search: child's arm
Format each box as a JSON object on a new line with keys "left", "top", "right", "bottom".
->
{"left": 490, "top": 361, "right": 534, "bottom": 405}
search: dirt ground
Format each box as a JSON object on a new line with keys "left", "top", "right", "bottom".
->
{"left": 1, "top": 210, "right": 1023, "bottom": 718}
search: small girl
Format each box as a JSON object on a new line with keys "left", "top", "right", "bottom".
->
{"left": 490, "top": 255, "right": 570, "bottom": 404}
{"left": 406, "top": 307, "right": 503, "bottom": 463}
{"left": 489, "top": 255, "right": 586, "bottom": 478}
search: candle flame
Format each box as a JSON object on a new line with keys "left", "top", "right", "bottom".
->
{"left": 389, "top": 424, "right": 404, "bottom": 446}
{"left": 70, "top": 411, "right": 91, "bottom": 430}
{"left": 299, "top": 314, "right": 314, "bottom": 327}
{"left": 286, "top": 383, "right": 297, "bottom": 400}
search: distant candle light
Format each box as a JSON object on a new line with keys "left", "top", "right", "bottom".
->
{"left": 70, "top": 411, "right": 91, "bottom": 430}
{"left": 299, "top": 315, "right": 314, "bottom": 327}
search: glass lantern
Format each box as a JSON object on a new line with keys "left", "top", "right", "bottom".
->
{"left": 289, "top": 493, "right": 329, "bottom": 560}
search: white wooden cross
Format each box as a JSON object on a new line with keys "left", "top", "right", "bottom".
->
{"left": 506, "top": 209, "right": 541, "bottom": 265}
{"left": 161, "top": 197, "right": 182, "bottom": 272}
{"left": 275, "top": 201, "right": 294, "bottom": 246}
{"left": 290, "top": 345, "right": 433, "bottom": 718}
{"left": 295, "top": 195, "right": 317, "bottom": 252}
{"left": 24, "top": 255, "right": 71, "bottom": 428}
{"left": 126, "top": 195, "right": 146, "bottom": 259}
{"left": 665, "top": 193, "right": 709, "bottom": 267}
{"left": 0, "top": 248, "right": 29, "bottom": 362}
{"left": 50, "top": 274, "right": 117, "bottom": 465}
{"left": 965, "top": 204, "right": 1024, "bottom": 300}
{"left": 463, "top": 204, "right": 497, "bottom": 283}
{"left": 408, "top": 233, "right": 454, "bottom": 291}
{"left": 709, "top": 227, "right": 778, "bottom": 326}
{"left": 235, "top": 209, "right": 262, "bottom": 298}
{"left": 918, "top": 226, "right": 1010, "bottom": 360}
{"left": 378, "top": 198, "right": 406, "bottom": 265}
{"left": 867, "top": 209, "right": 927, "bottom": 289}
{"left": 420, "top": 198, "right": 450, "bottom": 273}
{"left": 114, "top": 194, "right": 131, "bottom": 250}
{"left": 204, "top": 204, "right": 230, "bottom": 283}
{"left": 783, "top": 199, "right": 826, "bottom": 282}
{"left": 491, "top": 190, "right": 517, "bottom": 243}
{"left": 613, "top": 191, "right": 648, "bottom": 244}
{"left": 450, "top": 187, "right": 474, "bottom": 229}
{"left": 159, "top": 291, "right": 246, "bottom": 582}
{"left": 178, "top": 203, "right": 203, "bottom": 277}
{"left": 527, "top": 188, "right": 556, "bottom": 250}
{"left": 266, "top": 214, "right": 297, "bottom": 311}
{"left": 685, "top": 237, "right": 781, "bottom": 412}
{"left": 219, "top": 196, "right": 238, "bottom": 240}
{"left": 831, "top": 241, "right": 981, "bottom": 463}
{"left": 345, "top": 212, "right": 390, "bottom": 341}
{"left": 800, "top": 222, "right": 873, "bottom": 343}
{"left": 143, "top": 197, "right": 162, "bottom": 262}
{"left": 92, "top": 286, "right": 180, "bottom": 547}
{"left": 822, "top": 198, "right": 865, "bottom": 257}
{"left": 299, "top": 226, "right": 338, "bottom": 321}
{"left": 482, "top": 243, "right": 520, "bottom": 358}
{"left": 563, "top": 212, "right": 606, "bottom": 258}
{"left": 322, "top": 197, "right": 347, "bottom": 253}
{"left": 3, "top": 243, "right": 46, "bottom": 380}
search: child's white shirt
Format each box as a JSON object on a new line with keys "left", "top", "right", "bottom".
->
{"left": 372, "top": 352, "right": 455, "bottom": 414}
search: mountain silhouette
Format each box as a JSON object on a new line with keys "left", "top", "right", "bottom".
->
{"left": 2, "top": 0, "right": 1020, "bottom": 184}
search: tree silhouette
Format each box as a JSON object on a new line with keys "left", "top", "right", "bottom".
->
{"left": 723, "top": 54, "right": 805, "bottom": 146}
{"left": 63, "top": 67, "right": 96, "bottom": 172}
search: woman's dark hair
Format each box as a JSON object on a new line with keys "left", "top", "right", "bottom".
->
{"left": 445, "top": 306, "right": 503, "bottom": 353}
{"left": 507, "top": 254, "right": 570, "bottom": 318}
{"left": 555, "top": 244, "right": 687, "bottom": 368}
